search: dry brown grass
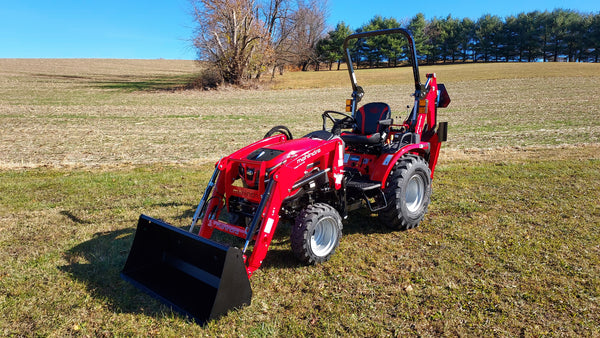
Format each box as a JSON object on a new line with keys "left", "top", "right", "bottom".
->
{"left": 1, "top": 59, "right": 599, "bottom": 168}
{"left": 271, "top": 62, "right": 600, "bottom": 88}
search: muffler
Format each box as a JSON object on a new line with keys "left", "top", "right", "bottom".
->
{"left": 121, "top": 214, "right": 252, "bottom": 324}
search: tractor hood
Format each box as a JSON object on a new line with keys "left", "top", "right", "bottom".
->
{"left": 223, "top": 134, "right": 342, "bottom": 197}
{"left": 244, "top": 137, "right": 328, "bottom": 167}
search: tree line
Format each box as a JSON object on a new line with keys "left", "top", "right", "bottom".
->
{"left": 191, "top": 2, "right": 599, "bottom": 86}
{"left": 318, "top": 9, "right": 600, "bottom": 70}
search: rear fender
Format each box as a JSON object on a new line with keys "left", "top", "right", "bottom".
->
{"left": 370, "top": 143, "right": 430, "bottom": 184}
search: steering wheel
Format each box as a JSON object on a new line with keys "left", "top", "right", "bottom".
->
{"left": 322, "top": 111, "right": 355, "bottom": 135}
{"left": 264, "top": 125, "right": 293, "bottom": 140}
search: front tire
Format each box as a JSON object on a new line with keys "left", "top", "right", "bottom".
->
{"left": 291, "top": 203, "right": 343, "bottom": 265}
{"left": 379, "top": 155, "right": 432, "bottom": 230}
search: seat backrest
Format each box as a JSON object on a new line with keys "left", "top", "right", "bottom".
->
{"left": 354, "top": 102, "right": 391, "bottom": 135}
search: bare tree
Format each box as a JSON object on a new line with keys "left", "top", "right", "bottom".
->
{"left": 257, "top": 0, "right": 295, "bottom": 78}
{"left": 288, "top": 0, "right": 328, "bottom": 71}
{"left": 256, "top": 0, "right": 329, "bottom": 75}
{"left": 191, "top": 0, "right": 329, "bottom": 85}
{"left": 192, "top": 0, "right": 268, "bottom": 85}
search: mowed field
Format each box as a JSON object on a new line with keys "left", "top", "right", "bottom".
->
{"left": 1, "top": 59, "right": 599, "bottom": 336}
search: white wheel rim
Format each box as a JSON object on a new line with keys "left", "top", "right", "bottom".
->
{"left": 406, "top": 174, "right": 425, "bottom": 213}
{"left": 311, "top": 216, "right": 338, "bottom": 257}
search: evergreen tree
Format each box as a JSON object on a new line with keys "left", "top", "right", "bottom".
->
{"left": 590, "top": 14, "right": 600, "bottom": 62}
{"left": 424, "top": 17, "right": 444, "bottom": 63}
{"left": 407, "top": 13, "right": 428, "bottom": 63}
{"left": 474, "top": 14, "right": 503, "bottom": 62}
{"left": 458, "top": 18, "right": 475, "bottom": 62}
{"left": 361, "top": 16, "right": 404, "bottom": 67}
{"left": 316, "top": 22, "right": 353, "bottom": 70}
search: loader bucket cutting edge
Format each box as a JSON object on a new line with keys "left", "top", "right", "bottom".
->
{"left": 120, "top": 214, "right": 252, "bottom": 324}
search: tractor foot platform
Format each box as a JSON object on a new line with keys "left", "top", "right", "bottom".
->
{"left": 346, "top": 179, "right": 387, "bottom": 212}
{"left": 347, "top": 179, "right": 381, "bottom": 191}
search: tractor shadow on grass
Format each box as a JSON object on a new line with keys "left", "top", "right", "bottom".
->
{"left": 58, "top": 207, "right": 402, "bottom": 319}
{"left": 340, "top": 209, "right": 402, "bottom": 236}
{"left": 59, "top": 226, "right": 177, "bottom": 320}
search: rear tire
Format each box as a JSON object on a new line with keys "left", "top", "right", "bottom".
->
{"left": 378, "top": 155, "right": 432, "bottom": 230}
{"left": 291, "top": 203, "right": 342, "bottom": 265}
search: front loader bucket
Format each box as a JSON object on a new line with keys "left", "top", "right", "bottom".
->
{"left": 121, "top": 214, "right": 252, "bottom": 324}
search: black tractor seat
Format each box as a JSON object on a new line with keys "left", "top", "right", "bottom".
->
{"left": 340, "top": 102, "right": 391, "bottom": 145}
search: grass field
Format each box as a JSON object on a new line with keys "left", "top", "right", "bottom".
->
{"left": 1, "top": 59, "right": 599, "bottom": 336}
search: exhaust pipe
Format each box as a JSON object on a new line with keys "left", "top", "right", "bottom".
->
{"left": 121, "top": 214, "right": 252, "bottom": 324}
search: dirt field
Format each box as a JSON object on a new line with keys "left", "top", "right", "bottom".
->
{"left": 2, "top": 59, "right": 599, "bottom": 168}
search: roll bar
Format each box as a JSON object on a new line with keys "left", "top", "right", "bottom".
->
{"left": 342, "top": 28, "right": 424, "bottom": 111}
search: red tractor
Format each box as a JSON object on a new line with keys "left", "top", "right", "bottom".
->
{"left": 121, "top": 28, "right": 450, "bottom": 324}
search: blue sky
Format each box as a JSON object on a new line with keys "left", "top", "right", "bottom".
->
{"left": 0, "top": 0, "right": 597, "bottom": 60}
